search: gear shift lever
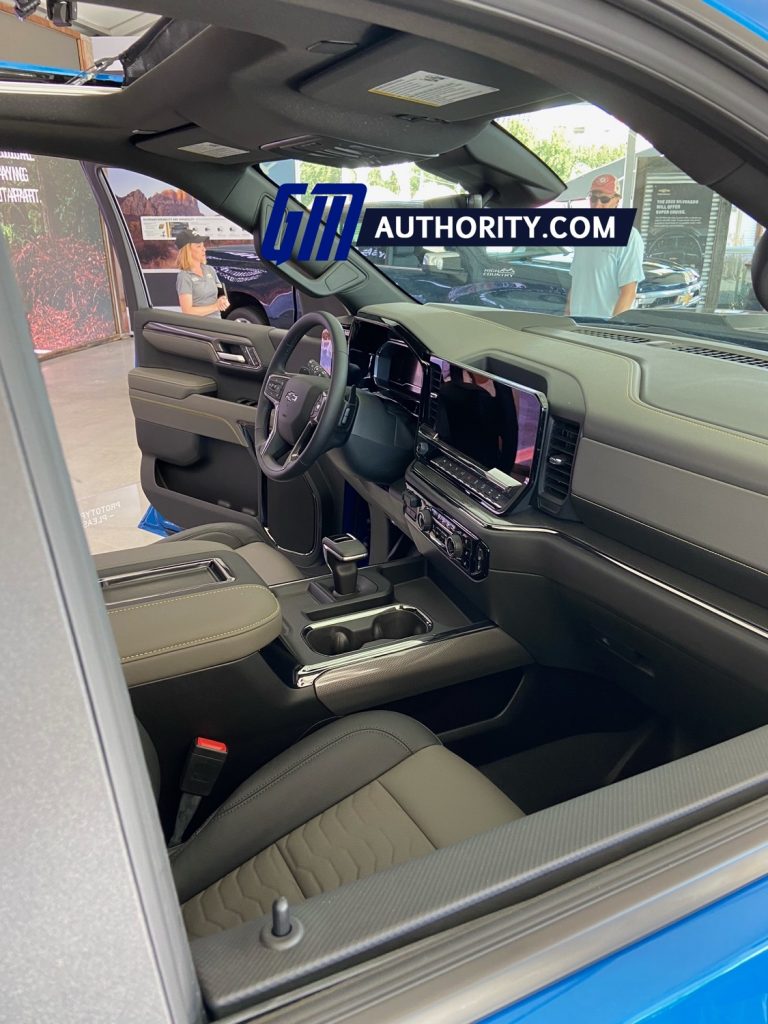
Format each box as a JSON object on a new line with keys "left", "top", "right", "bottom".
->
{"left": 322, "top": 534, "right": 368, "bottom": 596}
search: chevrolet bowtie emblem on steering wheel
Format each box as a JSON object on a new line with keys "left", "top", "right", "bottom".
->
{"left": 286, "top": 391, "right": 299, "bottom": 403}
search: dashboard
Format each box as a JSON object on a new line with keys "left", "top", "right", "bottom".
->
{"left": 340, "top": 303, "right": 768, "bottom": 609}
{"left": 351, "top": 317, "right": 547, "bottom": 519}
{"left": 331, "top": 300, "right": 768, "bottom": 745}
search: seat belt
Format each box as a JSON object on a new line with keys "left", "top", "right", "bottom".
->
{"left": 169, "top": 737, "right": 228, "bottom": 848}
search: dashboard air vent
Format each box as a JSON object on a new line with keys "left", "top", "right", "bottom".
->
{"left": 424, "top": 361, "right": 443, "bottom": 428}
{"left": 542, "top": 419, "right": 580, "bottom": 505}
{"left": 663, "top": 344, "right": 768, "bottom": 369}
{"left": 574, "top": 328, "right": 652, "bottom": 344}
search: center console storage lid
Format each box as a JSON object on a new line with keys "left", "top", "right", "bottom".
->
{"left": 93, "top": 539, "right": 233, "bottom": 573}
{"left": 108, "top": 581, "right": 281, "bottom": 686}
{"left": 95, "top": 542, "right": 282, "bottom": 686}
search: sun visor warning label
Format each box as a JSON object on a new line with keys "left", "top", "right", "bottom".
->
{"left": 179, "top": 142, "right": 250, "bottom": 158}
{"left": 369, "top": 71, "right": 499, "bottom": 107}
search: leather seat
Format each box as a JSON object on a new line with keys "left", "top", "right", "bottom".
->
{"left": 168, "top": 711, "right": 524, "bottom": 939}
{"left": 154, "top": 521, "right": 303, "bottom": 586}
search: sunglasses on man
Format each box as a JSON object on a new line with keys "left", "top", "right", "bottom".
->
{"left": 588, "top": 192, "right": 619, "bottom": 204}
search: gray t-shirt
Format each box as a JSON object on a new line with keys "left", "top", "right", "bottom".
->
{"left": 569, "top": 227, "right": 645, "bottom": 319}
{"left": 176, "top": 265, "right": 222, "bottom": 317}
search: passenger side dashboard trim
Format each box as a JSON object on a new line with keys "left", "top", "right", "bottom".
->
{"left": 409, "top": 464, "right": 768, "bottom": 644}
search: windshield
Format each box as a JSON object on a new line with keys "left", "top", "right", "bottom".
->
{"left": 263, "top": 101, "right": 767, "bottom": 349}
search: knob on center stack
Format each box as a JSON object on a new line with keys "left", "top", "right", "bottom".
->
{"left": 417, "top": 508, "right": 433, "bottom": 532}
{"left": 446, "top": 532, "right": 464, "bottom": 559}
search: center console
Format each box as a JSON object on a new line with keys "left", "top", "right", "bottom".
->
{"left": 96, "top": 542, "right": 283, "bottom": 687}
{"left": 265, "top": 547, "right": 527, "bottom": 714}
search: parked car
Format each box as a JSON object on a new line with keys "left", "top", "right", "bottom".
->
{"left": 204, "top": 244, "right": 298, "bottom": 326}
{"left": 358, "top": 242, "right": 701, "bottom": 313}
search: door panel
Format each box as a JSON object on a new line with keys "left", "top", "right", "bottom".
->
{"left": 83, "top": 161, "right": 350, "bottom": 566}
{"left": 132, "top": 309, "right": 342, "bottom": 565}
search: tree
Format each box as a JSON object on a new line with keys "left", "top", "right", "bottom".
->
{"left": 498, "top": 117, "right": 626, "bottom": 181}
{"left": 296, "top": 161, "right": 342, "bottom": 195}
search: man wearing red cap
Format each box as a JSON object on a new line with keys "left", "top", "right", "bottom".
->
{"left": 564, "top": 173, "right": 645, "bottom": 319}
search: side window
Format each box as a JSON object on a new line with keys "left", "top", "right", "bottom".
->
{"left": 497, "top": 109, "right": 765, "bottom": 319}
{"left": 0, "top": 152, "right": 119, "bottom": 356}
{"left": 102, "top": 168, "right": 297, "bottom": 328}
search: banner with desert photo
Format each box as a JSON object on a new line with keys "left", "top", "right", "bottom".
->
{"left": 105, "top": 168, "right": 253, "bottom": 308}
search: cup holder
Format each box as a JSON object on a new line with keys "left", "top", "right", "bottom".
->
{"left": 372, "top": 608, "right": 429, "bottom": 642}
{"left": 307, "top": 627, "right": 355, "bottom": 656}
{"left": 304, "top": 605, "right": 432, "bottom": 657}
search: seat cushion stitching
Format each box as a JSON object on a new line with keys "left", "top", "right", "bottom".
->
{"left": 377, "top": 776, "right": 437, "bottom": 850}
{"left": 272, "top": 840, "right": 310, "bottom": 900}
{"left": 107, "top": 583, "right": 271, "bottom": 616}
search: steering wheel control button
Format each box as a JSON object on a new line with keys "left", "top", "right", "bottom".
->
{"left": 311, "top": 393, "right": 328, "bottom": 422}
{"left": 265, "top": 377, "right": 287, "bottom": 400}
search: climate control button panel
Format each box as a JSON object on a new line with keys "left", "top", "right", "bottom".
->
{"left": 404, "top": 488, "right": 489, "bottom": 579}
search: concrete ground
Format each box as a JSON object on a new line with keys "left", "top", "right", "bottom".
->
{"left": 42, "top": 338, "right": 157, "bottom": 555}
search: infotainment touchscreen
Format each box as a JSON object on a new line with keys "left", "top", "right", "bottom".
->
{"left": 427, "top": 358, "right": 543, "bottom": 486}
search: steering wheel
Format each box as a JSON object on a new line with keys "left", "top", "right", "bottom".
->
{"left": 254, "top": 311, "right": 349, "bottom": 480}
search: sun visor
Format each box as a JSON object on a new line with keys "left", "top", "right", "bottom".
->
{"left": 133, "top": 126, "right": 260, "bottom": 164}
{"left": 301, "top": 35, "right": 565, "bottom": 122}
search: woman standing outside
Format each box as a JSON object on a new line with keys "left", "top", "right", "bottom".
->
{"left": 175, "top": 229, "right": 230, "bottom": 317}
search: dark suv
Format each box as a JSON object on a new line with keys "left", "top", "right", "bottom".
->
{"left": 203, "top": 245, "right": 298, "bottom": 327}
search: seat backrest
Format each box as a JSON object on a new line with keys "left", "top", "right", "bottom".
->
{"left": 136, "top": 718, "right": 161, "bottom": 800}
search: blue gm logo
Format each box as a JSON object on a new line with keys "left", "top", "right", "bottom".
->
{"left": 262, "top": 183, "right": 367, "bottom": 264}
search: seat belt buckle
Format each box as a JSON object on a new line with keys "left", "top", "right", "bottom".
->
{"left": 180, "top": 737, "right": 228, "bottom": 796}
{"left": 169, "top": 738, "right": 228, "bottom": 848}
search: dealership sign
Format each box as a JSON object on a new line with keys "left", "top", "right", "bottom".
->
{"left": 140, "top": 214, "right": 252, "bottom": 242}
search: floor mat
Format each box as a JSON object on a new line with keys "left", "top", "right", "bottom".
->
{"left": 480, "top": 729, "right": 646, "bottom": 814}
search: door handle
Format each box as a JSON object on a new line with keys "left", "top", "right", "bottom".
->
{"left": 217, "top": 352, "right": 247, "bottom": 364}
